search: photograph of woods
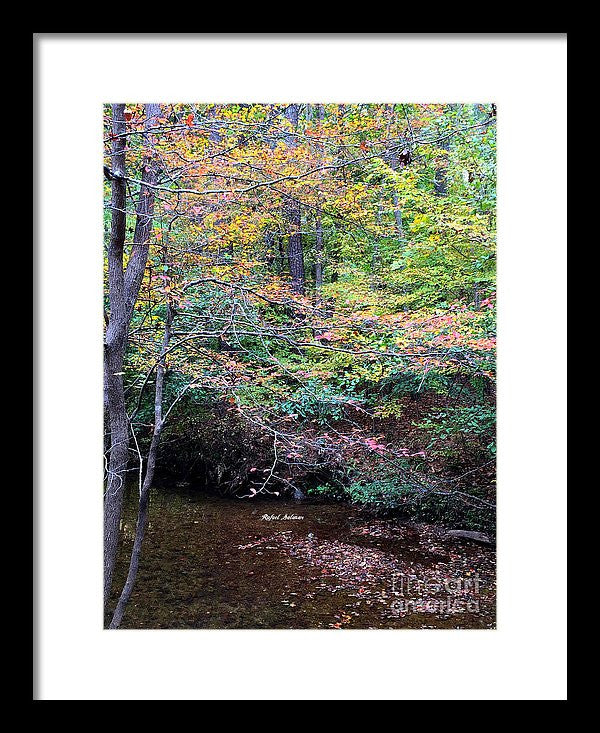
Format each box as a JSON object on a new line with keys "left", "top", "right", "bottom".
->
{"left": 103, "top": 102, "right": 496, "bottom": 630}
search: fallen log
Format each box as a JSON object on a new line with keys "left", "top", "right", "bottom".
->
{"left": 445, "top": 529, "right": 493, "bottom": 545}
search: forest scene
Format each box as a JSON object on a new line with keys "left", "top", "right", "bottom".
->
{"left": 103, "top": 102, "right": 497, "bottom": 630}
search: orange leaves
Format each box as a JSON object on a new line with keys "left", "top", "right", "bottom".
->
{"left": 465, "top": 337, "right": 496, "bottom": 351}
{"left": 185, "top": 113, "right": 194, "bottom": 127}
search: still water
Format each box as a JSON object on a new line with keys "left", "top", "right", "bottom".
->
{"left": 109, "top": 486, "right": 496, "bottom": 629}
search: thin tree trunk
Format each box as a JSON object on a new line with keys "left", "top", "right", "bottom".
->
{"left": 124, "top": 103, "right": 161, "bottom": 319}
{"left": 434, "top": 111, "right": 451, "bottom": 196}
{"left": 434, "top": 155, "right": 448, "bottom": 195}
{"left": 314, "top": 104, "right": 325, "bottom": 295}
{"left": 207, "top": 104, "right": 222, "bottom": 143}
{"left": 283, "top": 104, "right": 305, "bottom": 294}
{"left": 103, "top": 103, "right": 160, "bottom": 607}
{"left": 371, "top": 204, "right": 383, "bottom": 290}
{"left": 391, "top": 188, "right": 404, "bottom": 238}
{"left": 314, "top": 213, "right": 323, "bottom": 291}
{"left": 385, "top": 105, "right": 405, "bottom": 241}
{"left": 109, "top": 303, "right": 174, "bottom": 629}
{"left": 286, "top": 203, "right": 304, "bottom": 294}
{"left": 265, "top": 229, "right": 275, "bottom": 270}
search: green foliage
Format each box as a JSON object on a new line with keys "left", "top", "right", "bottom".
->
{"left": 379, "top": 370, "right": 424, "bottom": 396}
{"left": 279, "top": 380, "right": 355, "bottom": 424}
{"left": 308, "top": 482, "right": 347, "bottom": 501}
{"left": 345, "top": 473, "right": 417, "bottom": 510}
{"left": 310, "top": 464, "right": 419, "bottom": 511}
{"left": 309, "top": 469, "right": 494, "bottom": 532}
{"left": 416, "top": 404, "right": 496, "bottom": 457}
{"left": 404, "top": 492, "right": 496, "bottom": 534}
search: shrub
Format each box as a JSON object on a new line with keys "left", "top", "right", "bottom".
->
{"left": 416, "top": 404, "right": 496, "bottom": 458}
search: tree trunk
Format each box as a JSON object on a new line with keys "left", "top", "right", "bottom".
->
{"left": 283, "top": 104, "right": 305, "bottom": 294}
{"left": 389, "top": 156, "right": 404, "bottom": 239}
{"left": 314, "top": 104, "right": 325, "bottom": 295}
{"left": 371, "top": 204, "right": 383, "bottom": 290}
{"left": 434, "top": 116, "right": 450, "bottom": 196}
{"left": 314, "top": 213, "right": 324, "bottom": 291}
{"left": 385, "top": 105, "right": 405, "bottom": 241}
{"left": 103, "top": 103, "right": 160, "bottom": 607}
{"left": 207, "top": 104, "right": 222, "bottom": 143}
{"left": 124, "top": 103, "right": 161, "bottom": 319}
{"left": 286, "top": 203, "right": 305, "bottom": 294}
{"left": 103, "top": 104, "right": 129, "bottom": 605}
{"left": 109, "top": 303, "right": 174, "bottom": 629}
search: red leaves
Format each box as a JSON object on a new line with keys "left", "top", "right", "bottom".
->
{"left": 124, "top": 111, "right": 132, "bottom": 122}
{"left": 185, "top": 113, "right": 194, "bottom": 127}
{"left": 364, "top": 437, "right": 387, "bottom": 454}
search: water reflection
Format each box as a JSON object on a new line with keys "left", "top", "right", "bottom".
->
{"left": 108, "top": 485, "right": 496, "bottom": 629}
